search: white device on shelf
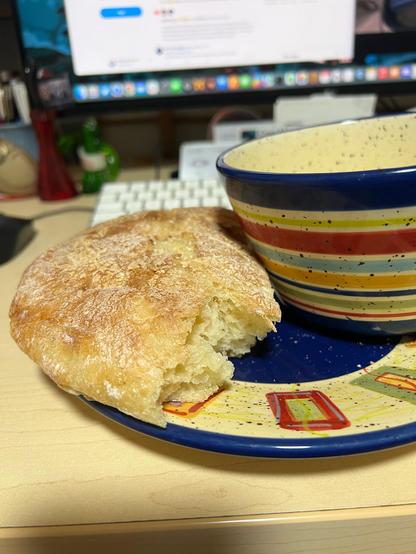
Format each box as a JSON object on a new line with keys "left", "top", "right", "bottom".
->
{"left": 178, "top": 141, "right": 234, "bottom": 181}
{"left": 91, "top": 178, "right": 231, "bottom": 226}
{"left": 273, "top": 92, "right": 376, "bottom": 132}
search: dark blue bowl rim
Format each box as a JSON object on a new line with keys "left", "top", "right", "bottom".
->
{"left": 82, "top": 398, "right": 416, "bottom": 459}
{"left": 216, "top": 113, "right": 416, "bottom": 184}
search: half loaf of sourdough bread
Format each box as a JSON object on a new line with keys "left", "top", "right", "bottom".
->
{"left": 10, "top": 208, "right": 280, "bottom": 427}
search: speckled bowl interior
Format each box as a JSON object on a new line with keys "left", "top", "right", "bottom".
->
{"left": 217, "top": 113, "right": 416, "bottom": 336}
{"left": 224, "top": 113, "right": 416, "bottom": 174}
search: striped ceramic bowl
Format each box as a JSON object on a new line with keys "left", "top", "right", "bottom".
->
{"left": 217, "top": 113, "right": 416, "bottom": 336}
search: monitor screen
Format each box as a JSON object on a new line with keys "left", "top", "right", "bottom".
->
{"left": 65, "top": 1, "right": 355, "bottom": 76}
{"left": 15, "top": 0, "right": 416, "bottom": 111}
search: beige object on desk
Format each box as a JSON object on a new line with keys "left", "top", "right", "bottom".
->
{"left": 0, "top": 139, "right": 37, "bottom": 196}
{"left": 1, "top": 168, "right": 416, "bottom": 554}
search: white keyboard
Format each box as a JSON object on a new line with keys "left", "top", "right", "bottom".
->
{"left": 91, "top": 178, "right": 232, "bottom": 226}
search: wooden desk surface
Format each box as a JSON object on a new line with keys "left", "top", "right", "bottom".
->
{"left": 1, "top": 169, "right": 415, "bottom": 553}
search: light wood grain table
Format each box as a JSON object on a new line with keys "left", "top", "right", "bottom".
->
{"left": 1, "top": 170, "right": 416, "bottom": 554}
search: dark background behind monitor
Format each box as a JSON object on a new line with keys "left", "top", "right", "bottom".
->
{"left": 0, "top": 0, "right": 22, "bottom": 73}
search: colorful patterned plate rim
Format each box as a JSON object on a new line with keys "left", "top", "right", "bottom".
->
{"left": 82, "top": 311, "right": 416, "bottom": 458}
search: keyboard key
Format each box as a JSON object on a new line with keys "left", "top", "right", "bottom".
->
{"left": 182, "top": 180, "right": 200, "bottom": 190}
{"left": 202, "top": 196, "right": 221, "bottom": 207}
{"left": 126, "top": 202, "right": 145, "bottom": 213}
{"left": 155, "top": 189, "right": 173, "bottom": 200}
{"left": 100, "top": 192, "right": 119, "bottom": 203}
{"left": 119, "top": 192, "right": 136, "bottom": 202}
{"left": 203, "top": 179, "right": 220, "bottom": 188}
{"left": 182, "top": 198, "right": 201, "bottom": 208}
{"left": 174, "top": 189, "right": 191, "bottom": 199}
{"left": 193, "top": 188, "right": 209, "bottom": 198}
{"left": 144, "top": 199, "right": 162, "bottom": 211}
{"left": 98, "top": 201, "right": 123, "bottom": 211}
{"left": 166, "top": 180, "right": 181, "bottom": 190}
{"left": 131, "top": 181, "right": 149, "bottom": 192}
{"left": 163, "top": 198, "right": 181, "bottom": 210}
{"left": 148, "top": 180, "right": 165, "bottom": 192}
{"left": 137, "top": 190, "right": 155, "bottom": 201}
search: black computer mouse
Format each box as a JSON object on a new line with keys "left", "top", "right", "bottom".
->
{"left": 0, "top": 214, "right": 36, "bottom": 264}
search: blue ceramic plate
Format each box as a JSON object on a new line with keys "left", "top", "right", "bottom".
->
{"left": 83, "top": 310, "right": 416, "bottom": 458}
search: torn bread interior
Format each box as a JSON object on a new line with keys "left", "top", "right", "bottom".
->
{"left": 10, "top": 208, "right": 281, "bottom": 427}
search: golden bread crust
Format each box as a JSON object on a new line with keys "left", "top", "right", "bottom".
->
{"left": 10, "top": 208, "right": 280, "bottom": 426}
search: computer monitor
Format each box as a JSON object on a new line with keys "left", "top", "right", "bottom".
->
{"left": 14, "top": 0, "right": 416, "bottom": 112}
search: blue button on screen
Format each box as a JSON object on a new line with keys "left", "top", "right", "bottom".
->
{"left": 101, "top": 7, "right": 142, "bottom": 18}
